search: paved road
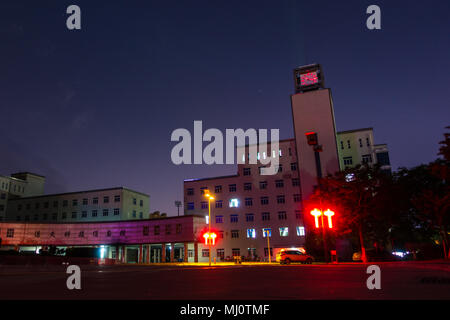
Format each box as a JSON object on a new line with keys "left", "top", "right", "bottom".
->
{"left": 0, "top": 261, "right": 449, "bottom": 299}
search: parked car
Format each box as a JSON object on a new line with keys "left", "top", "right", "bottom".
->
{"left": 276, "top": 249, "right": 314, "bottom": 264}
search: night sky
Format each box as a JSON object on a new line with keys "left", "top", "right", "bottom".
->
{"left": 1, "top": 0, "right": 449, "bottom": 215}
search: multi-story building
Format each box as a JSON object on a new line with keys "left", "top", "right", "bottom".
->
{"left": 5, "top": 187, "right": 150, "bottom": 223}
{"left": 337, "top": 128, "right": 391, "bottom": 173}
{"left": 184, "top": 139, "right": 305, "bottom": 261}
{"left": 0, "top": 172, "right": 46, "bottom": 221}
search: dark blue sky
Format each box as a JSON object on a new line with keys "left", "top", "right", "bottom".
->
{"left": 1, "top": 0, "right": 449, "bottom": 215}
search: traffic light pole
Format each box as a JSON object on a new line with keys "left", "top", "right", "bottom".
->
{"left": 315, "top": 146, "right": 329, "bottom": 264}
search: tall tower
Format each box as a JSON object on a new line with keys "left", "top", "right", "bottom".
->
{"left": 290, "top": 64, "right": 340, "bottom": 200}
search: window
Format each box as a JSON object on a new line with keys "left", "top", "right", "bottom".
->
{"left": 231, "top": 230, "right": 239, "bottom": 238}
{"left": 343, "top": 156, "right": 353, "bottom": 166}
{"left": 53, "top": 201, "right": 58, "bottom": 208}
{"left": 143, "top": 226, "right": 149, "bottom": 236}
{"left": 218, "top": 230, "right": 224, "bottom": 239}
{"left": 217, "top": 249, "right": 225, "bottom": 260}
{"left": 201, "top": 201, "right": 208, "bottom": 209}
{"left": 6, "top": 229, "right": 14, "bottom": 238}
{"left": 132, "top": 210, "right": 136, "bottom": 218}
{"left": 277, "top": 195, "right": 285, "bottom": 204}
{"left": 0, "top": 193, "right": 5, "bottom": 200}
{"left": 104, "top": 196, "right": 109, "bottom": 203}
{"left": 82, "top": 198, "right": 88, "bottom": 205}
{"left": 72, "top": 199, "right": 78, "bottom": 207}
{"left": 102, "top": 209, "right": 109, "bottom": 216}
{"left": 347, "top": 140, "right": 351, "bottom": 148}
{"left": 140, "top": 199, "right": 143, "bottom": 207}
{"left": 278, "top": 211, "right": 287, "bottom": 220}
{"left": 114, "top": 208, "right": 120, "bottom": 215}
{"left": 260, "top": 196, "right": 269, "bottom": 205}
{"left": 44, "top": 202, "right": 49, "bottom": 209}
{"left": 214, "top": 185, "right": 222, "bottom": 193}
{"left": 176, "top": 224, "right": 182, "bottom": 234}
{"left": 78, "top": 231, "right": 84, "bottom": 238}
{"left": 359, "top": 138, "right": 363, "bottom": 147}
{"left": 296, "top": 226, "right": 305, "bottom": 236}
{"left": 277, "top": 164, "right": 283, "bottom": 173}
{"left": 244, "top": 183, "right": 252, "bottom": 191}
{"left": 246, "top": 213, "right": 254, "bottom": 222}
{"left": 17, "top": 204, "right": 22, "bottom": 211}
{"left": 93, "top": 197, "right": 98, "bottom": 204}
{"left": 106, "top": 230, "right": 112, "bottom": 237}
{"left": 165, "top": 224, "right": 171, "bottom": 235}
{"left": 291, "top": 162, "right": 298, "bottom": 171}
{"left": 262, "top": 228, "right": 271, "bottom": 238}
{"left": 202, "top": 249, "right": 210, "bottom": 257}
{"left": 230, "top": 214, "right": 238, "bottom": 223}
{"left": 188, "top": 250, "right": 194, "bottom": 258}
{"left": 247, "top": 228, "right": 256, "bottom": 238}
{"left": 229, "top": 184, "right": 236, "bottom": 192}
{"left": 187, "top": 202, "right": 194, "bottom": 210}
{"left": 93, "top": 231, "right": 98, "bottom": 237}
{"left": 35, "top": 231, "right": 40, "bottom": 238}
{"left": 42, "top": 213, "right": 48, "bottom": 220}
{"left": 262, "top": 212, "right": 270, "bottom": 221}
{"left": 288, "top": 147, "right": 292, "bottom": 156}
{"left": 293, "top": 194, "right": 301, "bottom": 202}
{"left": 232, "top": 248, "right": 240, "bottom": 257}
{"left": 154, "top": 226, "right": 160, "bottom": 235}
{"left": 275, "top": 180, "right": 284, "bottom": 188}
{"left": 216, "top": 215, "right": 223, "bottom": 223}
{"left": 139, "top": 212, "right": 143, "bottom": 218}
{"left": 35, "top": 203, "right": 40, "bottom": 209}
{"left": 292, "top": 178, "right": 300, "bottom": 187}
{"left": 243, "top": 168, "right": 251, "bottom": 176}
{"left": 133, "top": 198, "right": 137, "bottom": 205}
{"left": 187, "top": 188, "right": 194, "bottom": 196}
{"left": 295, "top": 210, "right": 303, "bottom": 220}
{"left": 92, "top": 210, "right": 98, "bottom": 217}
{"left": 366, "top": 137, "right": 370, "bottom": 147}
{"left": 245, "top": 198, "right": 253, "bottom": 206}
{"left": 62, "top": 212, "right": 67, "bottom": 219}
{"left": 229, "top": 198, "right": 239, "bottom": 208}
{"left": 33, "top": 214, "right": 38, "bottom": 221}
{"left": 362, "top": 154, "right": 373, "bottom": 164}
{"left": 64, "top": 231, "right": 71, "bottom": 237}
{"left": 119, "top": 230, "right": 126, "bottom": 236}
{"left": 259, "top": 181, "right": 267, "bottom": 189}
{"left": 114, "top": 195, "right": 120, "bottom": 202}
{"left": 200, "top": 187, "right": 208, "bottom": 194}
{"left": 81, "top": 211, "right": 87, "bottom": 218}
{"left": 264, "top": 247, "right": 273, "bottom": 257}
{"left": 71, "top": 212, "right": 77, "bottom": 219}
{"left": 279, "top": 227, "right": 289, "bottom": 237}
{"left": 0, "top": 205, "right": 4, "bottom": 212}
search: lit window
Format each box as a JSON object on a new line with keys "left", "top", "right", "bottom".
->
{"left": 279, "top": 227, "right": 289, "bottom": 237}
{"left": 296, "top": 226, "right": 305, "bottom": 236}
{"left": 247, "top": 228, "right": 256, "bottom": 239}
{"left": 229, "top": 198, "right": 239, "bottom": 208}
{"left": 205, "top": 215, "right": 209, "bottom": 224}
{"left": 262, "top": 228, "right": 271, "bottom": 237}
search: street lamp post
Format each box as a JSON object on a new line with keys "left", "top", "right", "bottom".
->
{"left": 265, "top": 229, "right": 271, "bottom": 263}
{"left": 305, "top": 131, "right": 329, "bottom": 263}
{"left": 204, "top": 191, "right": 214, "bottom": 267}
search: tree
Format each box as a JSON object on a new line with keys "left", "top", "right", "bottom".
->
{"left": 305, "top": 164, "right": 389, "bottom": 263}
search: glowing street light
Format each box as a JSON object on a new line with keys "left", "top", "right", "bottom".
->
{"left": 310, "top": 208, "right": 322, "bottom": 228}
{"left": 310, "top": 208, "right": 335, "bottom": 229}
{"left": 323, "top": 209, "right": 335, "bottom": 229}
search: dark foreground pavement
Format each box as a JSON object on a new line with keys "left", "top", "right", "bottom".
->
{"left": 0, "top": 261, "right": 449, "bottom": 300}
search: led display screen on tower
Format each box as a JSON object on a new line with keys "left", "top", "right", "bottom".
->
{"left": 293, "top": 64, "right": 324, "bottom": 93}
